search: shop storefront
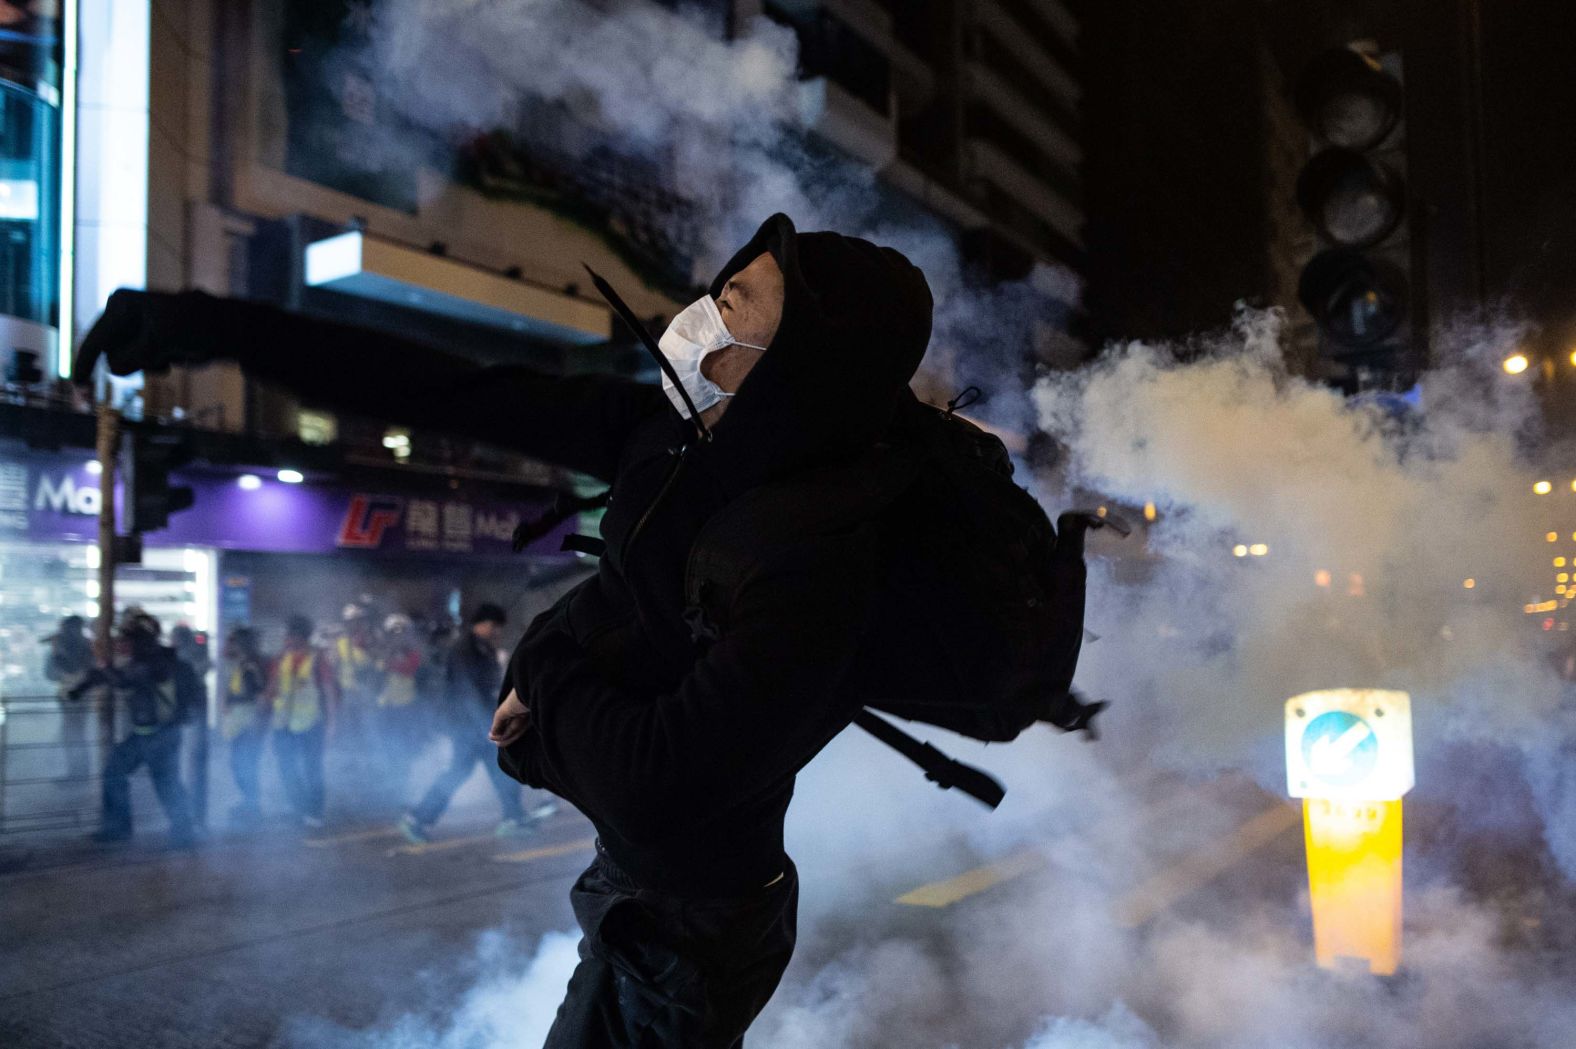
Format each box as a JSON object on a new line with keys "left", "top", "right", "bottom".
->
{"left": 0, "top": 437, "right": 580, "bottom": 834}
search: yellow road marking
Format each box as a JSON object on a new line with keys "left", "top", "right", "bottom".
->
{"left": 1115, "top": 802, "right": 1301, "bottom": 928}
{"left": 304, "top": 827, "right": 402, "bottom": 848}
{"left": 492, "top": 836, "right": 597, "bottom": 864}
{"left": 386, "top": 833, "right": 498, "bottom": 857}
{"left": 895, "top": 849, "right": 1044, "bottom": 908}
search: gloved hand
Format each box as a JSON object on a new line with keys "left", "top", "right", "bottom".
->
{"left": 73, "top": 289, "right": 231, "bottom": 384}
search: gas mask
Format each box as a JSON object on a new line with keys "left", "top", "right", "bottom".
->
{"left": 657, "top": 295, "right": 767, "bottom": 418}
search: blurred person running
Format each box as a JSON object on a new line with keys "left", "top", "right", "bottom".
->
{"left": 220, "top": 626, "right": 269, "bottom": 825}
{"left": 42, "top": 613, "right": 94, "bottom": 781}
{"left": 398, "top": 603, "right": 555, "bottom": 843}
{"left": 377, "top": 613, "right": 426, "bottom": 786}
{"left": 268, "top": 615, "right": 340, "bottom": 829}
{"left": 169, "top": 624, "right": 213, "bottom": 827}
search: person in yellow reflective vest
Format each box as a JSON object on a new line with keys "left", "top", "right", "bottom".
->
{"left": 377, "top": 613, "right": 425, "bottom": 786}
{"left": 267, "top": 614, "right": 341, "bottom": 828}
{"left": 221, "top": 627, "right": 269, "bottom": 825}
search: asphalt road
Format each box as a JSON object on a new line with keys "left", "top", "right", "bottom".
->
{"left": 0, "top": 800, "right": 593, "bottom": 1049}
{"left": 4, "top": 756, "right": 1571, "bottom": 1049}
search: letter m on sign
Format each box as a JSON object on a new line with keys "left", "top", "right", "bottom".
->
{"left": 338, "top": 496, "right": 404, "bottom": 549}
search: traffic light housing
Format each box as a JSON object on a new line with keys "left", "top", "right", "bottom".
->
{"left": 1293, "top": 45, "right": 1417, "bottom": 388}
{"left": 123, "top": 430, "right": 196, "bottom": 533}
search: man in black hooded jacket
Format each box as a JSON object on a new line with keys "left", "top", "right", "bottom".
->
{"left": 75, "top": 214, "right": 933, "bottom": 1046}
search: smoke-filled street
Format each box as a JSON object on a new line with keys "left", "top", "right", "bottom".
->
{"left": 7, "top": 0, "right": 1576, "bottom": 1047}
{"left": 5, "top": 739, "right": 1575, "bottom": 1048}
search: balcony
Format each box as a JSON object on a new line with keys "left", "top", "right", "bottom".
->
{"left": 966, "top": 137, "right": 1083, "bottom": 248}
{"left": 973, "top": 0, "right": 1081, "bottom": 112}
{"left": 798, "top": 76, "right": 897, "bottom": 170}
{"left": 303, "top": 231, "right": 611, "bottom": 346}
{"left": 963, "top": 60, "right": 1081, "bottom": 172}
{"left": 769, "top": 0, "right": 935, "bottom": 110}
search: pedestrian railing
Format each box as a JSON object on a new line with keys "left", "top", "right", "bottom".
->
{"left": 0, "top": 693, "right": 115, "bottom": 835}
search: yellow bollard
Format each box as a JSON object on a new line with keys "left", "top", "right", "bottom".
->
{"left": 1302, "top": 797, "right": 1404, "bottom": 975}
{"left": 1286, "top": 690, "right": 1413, "bottom": 976}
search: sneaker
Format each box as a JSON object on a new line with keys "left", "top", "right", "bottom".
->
{"left": 494, "top": 817, "right": 531, "bottom": 838}
{"left": 398, "top": 813, "right": 429, "bottom": 844}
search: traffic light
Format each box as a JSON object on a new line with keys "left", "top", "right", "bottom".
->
{"left": 1293, "top": 45, "right": 1416, "bottom": 388}
{"left": 123, "top": 430, "right": 195, "bottom": 533}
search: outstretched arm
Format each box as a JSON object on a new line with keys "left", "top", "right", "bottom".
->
{"left": 508, "top": 534, "right": 877, "bottom": 842}
{"left": 75, "top": 289, "right": 664, "bottom": 483}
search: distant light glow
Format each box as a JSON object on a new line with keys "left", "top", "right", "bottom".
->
{"left": 1548, "top": 532, "right": 1560, "bottom": 543}
{"left": 1534, "top": 480, "right": 1553, "bottom": 495}
{"left": 1556, "top": 557, "right": 1567, "bottom": 568}
{"left": 85, "top": 460, "right": 102, "bottom": 475}
{"left": 1503, "top": 354, "right": 1529, "bottom": 375}
{"left": 1143, "top": 501, "right": 1157, "bottom": 522}
{"left": 237, "top": 474, "right": 262, "bottom": 490}
{"left": 277, "top": 469, "right": 305, "bottom": 484}
{"left": 1249, "top": 543, "right": 1270, "bottom": 557}
{"left": 1315, "top": 569, "right": 1332, "bottom": 588}
{"left": 1462, "top": 578, "right": 1475, "bottom": 589}
{"left": 1233, "top": 544, "right": 1249, "bottom": 558}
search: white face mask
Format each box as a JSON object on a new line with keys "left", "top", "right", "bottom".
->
{"left": 657, "top": 295, "right": 767, "bottom": 418}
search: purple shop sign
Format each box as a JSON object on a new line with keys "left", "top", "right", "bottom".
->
{"left": 0, "top": 443, "right": 577, "bottom": 558}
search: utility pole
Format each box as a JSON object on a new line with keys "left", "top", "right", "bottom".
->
{"left": 94, "top": 402, "right": 119, "bottom": 755}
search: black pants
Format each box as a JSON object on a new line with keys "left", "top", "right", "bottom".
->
{"left": 545, "top": 844, "right": 798, "bottom": 1049}
{"left": 101, "top": 726, "right": 194, "bottom": 839}
{"left": 411, "top": 731, "right": 523, "bottom": 826}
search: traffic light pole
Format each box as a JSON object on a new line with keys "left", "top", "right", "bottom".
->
{"left": 94, "top": 403, "right": 119, "bottom": 756}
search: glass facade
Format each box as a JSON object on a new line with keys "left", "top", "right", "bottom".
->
{"left": 0, "top": 8, "right": 63, "bottom": 332}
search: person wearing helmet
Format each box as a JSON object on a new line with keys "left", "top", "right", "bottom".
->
{"left": 398, "top": 603, "right": 554, "bottom": 842}
{"left": 267, "top": 614, "right": 340, "bottom": 829}
{"left": 377, "top": 612, "right": 425, "bottom": 786}
{"left": 221, "top": 627, "right": 269, "bottom": 825}
{"left": 84, "top": 609, "right": 197, "bottom": 846}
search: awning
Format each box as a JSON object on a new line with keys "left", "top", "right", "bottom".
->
{"left": 304, "top": 231, "right": 612, "bottom": 345}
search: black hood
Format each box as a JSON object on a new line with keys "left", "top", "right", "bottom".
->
{"left": 700, "top": 213, "right": 932, "bottom": 495}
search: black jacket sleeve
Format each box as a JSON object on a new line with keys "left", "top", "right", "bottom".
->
{"left": 178, "top": 291, "right": 663, "bottom": 483}
{"left": 516, "top": 533, "right": 877, "bottom": 844}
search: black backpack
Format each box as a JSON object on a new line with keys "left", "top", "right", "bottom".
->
{"left": 682, "top": 394, "right": 1124, "bottom": 808}
{"left": 584, "top": 268, "right": 1122, "bottom": 808}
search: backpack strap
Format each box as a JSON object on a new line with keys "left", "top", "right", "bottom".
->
{"left": 853, "top": 710, "right": 1005, "bottom": 809}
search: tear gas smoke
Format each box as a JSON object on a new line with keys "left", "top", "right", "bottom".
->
{"left": 282, "top": 4, "right": 1576, "bottom": 1047}
{"left": 344, "top": 0, "right": 1074, "bottom": 433}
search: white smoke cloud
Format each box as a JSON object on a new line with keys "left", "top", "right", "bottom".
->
{"left": 286, "top": 928, "right": 580, "bottom": 1049}
{"left": 275, "top": 4, "right": 1576, "bottom": 1048}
